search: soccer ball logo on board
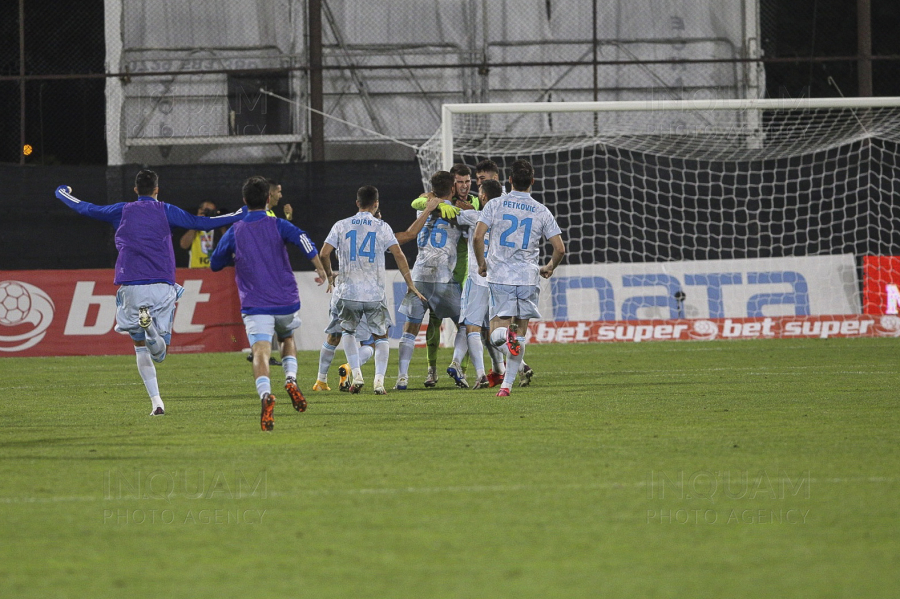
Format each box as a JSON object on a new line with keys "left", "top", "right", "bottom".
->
{"left": 0, "top": 280, "right": 56, "bottom": 352}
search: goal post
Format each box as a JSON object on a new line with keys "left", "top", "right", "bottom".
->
{"left": 437, "top": 97, "right": 900, "bottom": 170}
{"left": 417, "top": 97, "right": 900, "bottom": 318}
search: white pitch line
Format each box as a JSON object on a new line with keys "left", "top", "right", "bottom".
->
{"left": 0, "top": 477, "right": 894, "bottom": 505}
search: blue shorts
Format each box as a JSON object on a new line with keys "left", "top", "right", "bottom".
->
{"left": 242, "top": 312, "right": 301, "bottom": 345}
{"left": 459, "top": 279, "right": 490, "bottom": 327}
{"left": 115, "top": 283, "right": 182, "bottom": 343}
{"left": 398, "top": 281, "right": 460, "bottom": 323}
{"left": 488, "top": 283, "right": 541, "bottom": 320}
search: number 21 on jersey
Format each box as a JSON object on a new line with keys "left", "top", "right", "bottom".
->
{"left": 498, "top": 215, "right": 533, "bottom": 249}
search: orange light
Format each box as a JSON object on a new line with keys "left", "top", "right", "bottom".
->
{"left": 23, "top": 144, "right": 33, "bottom": 156}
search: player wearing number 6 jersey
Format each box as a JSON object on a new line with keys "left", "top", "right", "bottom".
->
{"left": 395, "top": 171, "right": 465, "bottom": 390}
{"left": 473, "top": 159, "right": 566, "bottom": 397}
{"left": 319, "top": 185, "right": 425, "bottom": 395}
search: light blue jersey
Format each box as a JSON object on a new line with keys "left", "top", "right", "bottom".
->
{"left": 324, "top": 212, "right": 399, "bottom": 302}
{"left": 411, "top": 203, "right": 464, "bottom": 283}
{"left": 477, "top": 191, "right": 562, "bottom": 286}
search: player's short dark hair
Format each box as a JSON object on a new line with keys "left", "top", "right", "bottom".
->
{"left": 268, "top": 179, "right": 279, "bottom": 191}
{"left": 242, "top": 175, "right": 271, "bottom": 209}
{"left": 357, "top": 185, "right": 379, "bottom": 209}
{"left": 480, "top": 179, "right": 503, "bottom": 202}
{"left": 509, "top": 159, "right": 534, "bottom": 191}
{"left": 431, "top": 170, "right": 455, "bottom": 197}
{"left": 135, "top": 169, "right": 158, "bottom": 195}
{"left": 475, "top": 159, "right": 499, "bottom": 176}
{"left": 450, "top": 163, "right": 471, "bottom": 177}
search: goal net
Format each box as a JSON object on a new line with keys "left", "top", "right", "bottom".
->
{"left": 416, "top": 98, "right": 900, "bottom": 317}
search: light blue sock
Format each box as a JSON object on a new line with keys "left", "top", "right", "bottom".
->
{"left": 255, "top": 376, "right": 271, "bottom": 399}
{"left": 281, "top": 356, "right": 298, "bottom": 380}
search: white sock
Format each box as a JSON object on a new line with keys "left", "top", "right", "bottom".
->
{"left": 503, "top": 339, "right": 525, "bottom": 388}
{"left": 467, "top": 331, "right": 486, "bottom": 377}
{"left": 374, "top": 338, "right": 389, "bottom": 377}
{"left": 143, "top": 321, "right": 167, "bottom": 362}
{"left": 490, "top": 326, "right": 508, "bottom": 348}
{"left": 255, "top": 376, "right": 271, "bottom": 399}
{"left": 451, "top": 325, "right": 467, "bottom": 364}
{"left": 342, "top": 332, "right": 361, "bottom": 371}
{"left": 317, "top": 341, "right": 336, "bottom": 382}
{"left": 487, "top": 342, "right": 506, "bottom": 375}
{"left": 359, "top": 344, "right": 375, "bottom": 366}
{"left": 135, "top": 346, "right": 163, "bottom": 409}
{"left": 398, "top": 332, "right": 416, "bottom": 377}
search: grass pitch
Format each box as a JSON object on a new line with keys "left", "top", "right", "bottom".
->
{"left": 0, "top": 338, "right": 898, "bottom": 598}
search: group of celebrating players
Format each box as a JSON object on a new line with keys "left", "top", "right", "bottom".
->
{"left": 54, "top": 158, "right": 565, "bottom": 431}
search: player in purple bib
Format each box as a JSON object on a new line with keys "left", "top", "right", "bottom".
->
{"left": 211, "top": 176, "right": 327, "bottom": 431}
{"left": 55, "top": 169, "right": 247, "bottom": 416}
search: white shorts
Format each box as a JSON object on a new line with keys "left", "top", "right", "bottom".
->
{"left": 116, "top": 283, "right": 182, "bottom": 343}
{"left": 398, "top": 281, "right": 460, "bottom": 323}
{"left": 459, "top": 279, "right": 490, "bottom": 327}
{"left": 325, "top": 310, "right": 376, "bottom": 342}
{"left": 489, "top": 283, "right": 541, "bottom": 320}
{"left": 330, "top": 298, "right": 392, "bottom": 338}
{"left": 242, "top": 312, "right": 301, "bottom": 346}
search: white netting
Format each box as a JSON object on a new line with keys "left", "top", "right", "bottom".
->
{"left": 417, "top": 101, "right": 900, "bottom": 268}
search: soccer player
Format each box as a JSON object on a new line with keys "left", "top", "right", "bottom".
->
{"left": 448, "top": 178, "right": 504, "bottom": 389}
{"left": 473, "top": 159, "right": 535, "bottom": 387}
{"left": 54, "top": 170, "right": 247, "bottom": 416}
{"left": 475, "top": 159, "right": 501, "bottom": 188}
{"left": 210, "top": 176, "right": 327, "bottom": 431}
{"left": 395, "top": 171, "right": 465, "bottom": 390}
{"left": 473, "top": 159, "right": 566, "bottom": 397}
{"left": 248, "top": 179, "right": 295, "bottom": 367}
{"left": 312, "top": 197, "right": 441, "bottom": 392}
{"left": 318, "top": 186, "right": 426, "bottom": 395}
{"left": 410, "top": 163, "right": 478, "bottom": 387}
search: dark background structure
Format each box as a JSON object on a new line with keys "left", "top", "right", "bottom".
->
{"left": 1, "top": 0, "right": 898, "bottom": 272}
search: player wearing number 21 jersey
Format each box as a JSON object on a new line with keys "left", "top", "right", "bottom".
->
{"left": 477, "top": 191, "right": 561, "bottom": 287}
{"left": 473, "top": 159, "right": 565, "bottom": 397}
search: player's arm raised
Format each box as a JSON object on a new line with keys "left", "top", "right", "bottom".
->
{"left": 389, "top": 243, "right": 426, "bottom": 302}
{"left": 54, "top": 185, "right": 122, "bottom": 223}
{"left": 165, "top": 203, "right": 246, "bottom": 231}
{"left": 276, "top": 219, "right": 327, "bottom": 286}
{"left": 395, "top": 195, "right": 442, "bottom": 245}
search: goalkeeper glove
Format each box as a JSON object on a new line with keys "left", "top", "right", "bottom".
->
{"left": 410, "top": 197, "right": 461, "bottom": 220}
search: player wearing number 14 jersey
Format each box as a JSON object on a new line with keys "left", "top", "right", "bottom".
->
{"left": 473, "top": 159, "right": 566, "bottom": 397}
{"left": 319, "top": 185, "right": 425, "bottom": 394}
